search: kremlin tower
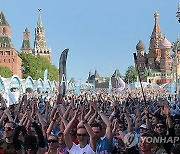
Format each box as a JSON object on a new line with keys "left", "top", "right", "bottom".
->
{"left": 33, "top": 9, "right": 51, "bottom": 62}
{"left": 0, "top": 12, "right": 22, "bottom": 78}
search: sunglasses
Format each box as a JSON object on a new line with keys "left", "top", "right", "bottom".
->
{"left": 77, "top": 133, "right": 87, "bottom": 137}
{"left": 93, "top": 131, "right": 100, "bottom": 134}
{"left": 47, "top": 139, "right": 58, "bottom": 143}
{"left": 4, "top": 127, "right": 14, "bottom": 131}
{"left": 156, "top": 125, "right": 165, "bottom": 128}
{"left": 25, "top": 148, "right": 36, "bottom": 151}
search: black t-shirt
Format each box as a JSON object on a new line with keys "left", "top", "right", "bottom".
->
{"left": 161, "top": 127, "right": 175, "bottom": 154}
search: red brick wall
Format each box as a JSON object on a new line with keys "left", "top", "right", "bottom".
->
{"left": 0, "top": 49, "right": 22, "bottom": 78}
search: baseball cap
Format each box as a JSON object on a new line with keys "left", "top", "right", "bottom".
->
{"left": 140, "top": 124, "right": 147, "bottom": 129}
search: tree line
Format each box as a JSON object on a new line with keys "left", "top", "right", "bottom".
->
{"left": 0, "top": 52, "right": 144, "bottom": 83}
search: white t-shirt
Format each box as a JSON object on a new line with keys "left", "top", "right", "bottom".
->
{"left": 68, "top": 143, "right": 96, "bottom": 154}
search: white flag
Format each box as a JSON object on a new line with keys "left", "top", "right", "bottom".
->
{"left": 117, "top": 77, "right": 125, "bottom": 92}
{"left": 3, "top": 90, "right": 16, "bottom": 107}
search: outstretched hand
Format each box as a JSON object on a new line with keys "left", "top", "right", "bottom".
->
{"left": 74, "top": 107, "right": 81, "bottom": 119}
{"left": 80, "top": 107, "right": 85, "bottom": 121}
{"left": 91, "top": 101, "right": 99, "bottom": 112}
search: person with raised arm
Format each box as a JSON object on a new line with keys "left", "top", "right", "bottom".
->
{"left": 64, "top": 107, "right": 96, "bottom": 154}
{"left": 13, "top": 110, "right": 46, "bottom": 154}
{"left": 91, "top": 101, "right": 113, "bottom": 154}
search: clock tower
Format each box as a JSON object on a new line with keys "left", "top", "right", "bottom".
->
{"left": 33, "top": 9, "right": 51, "bottom": 62}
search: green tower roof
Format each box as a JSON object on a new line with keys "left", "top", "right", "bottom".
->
{"left": 0, "top": 12, "right": 9, "bottom": 26}
{"left": 0, "top": 36, "right": 13, "bottom": 48}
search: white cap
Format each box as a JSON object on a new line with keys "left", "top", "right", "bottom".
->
{"left": 140, "top": 124, "right": 147, "bottom": 129}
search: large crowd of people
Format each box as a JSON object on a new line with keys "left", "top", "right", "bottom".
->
{"left": 0, "top": 87, "right": 179, "bottom": 154}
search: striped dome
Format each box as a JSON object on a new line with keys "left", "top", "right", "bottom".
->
{"left": 136, "top": 40, "right": 145, "bottom": 51}
{"left": 160, "top": 37, "right": 171, "bottom": 49}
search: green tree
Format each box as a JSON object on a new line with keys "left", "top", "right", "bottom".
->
{"left": 139, "top": 67, "right": 153, "bottom": 78}
{"left": 124, "top": 65, "right": 138, "bottom": 83}
{"left": 19, "top": 52, "right": 58, "bottom": 81}
{"left": 0, "top": 66, "right": 13, "bottom": 78}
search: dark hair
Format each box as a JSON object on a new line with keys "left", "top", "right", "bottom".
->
{"left": 126, "top": 146, "right": 139, "bottom": 154}
{"left": 91, "top": 122, "right": 102, "bottom": 131}
{"left": 141, "top": 130, "right": 161, "bottom": 147}
{"left": 153, "top": 114, "right": 164, "bottom": 121}
{"left": 77, "top": 126, "right": 86, "bottom": 130}
{"left": 6, "top": 121, "right": 17, "bottom": 129}
{"left": 24, "top": 135, "right": 38, "bottom": 150}
{"left": 157, "top": 120, "right": 167, "bottom": 128}
{"left": 170, "top": 144, "right": 180, "bottom": 154}
{"left": 141, "top": 130, "right": 157, "bottom": 138}
{"left": 118, "top": 120, "right": 126, "bottom": 129}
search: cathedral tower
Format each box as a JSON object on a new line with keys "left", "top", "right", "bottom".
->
{"left": 159, "top": 37, "right": 172, "bottom": 84}
{"left": 149, "top": 11, "right": 164, "bottom": 63}
{"left": 135, "top": 40, "right": 146, "bottom": 72}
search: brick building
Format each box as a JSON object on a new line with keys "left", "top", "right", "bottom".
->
{"left": 134, "top": 12, "right": 172, "bottom": 85}
{"left": 0, "top": 12, "right": 22, "bottom": 78}
{"left": 0, "top": 10, "right": 51, "bottom": 79}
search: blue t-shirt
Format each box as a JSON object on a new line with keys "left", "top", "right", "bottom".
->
{"left": 96, "top": 136, "right": 111, "bottom": 154}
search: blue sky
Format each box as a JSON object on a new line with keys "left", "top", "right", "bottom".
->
{"left": 1, "top": 0, "right": 180, "bottom": 81}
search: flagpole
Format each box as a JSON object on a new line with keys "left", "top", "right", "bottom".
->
{"left": 109, "top": 67, "right": 112, "bottom": 93}
{"left": 133, "top": 53, "right": 147, "bottom": 105}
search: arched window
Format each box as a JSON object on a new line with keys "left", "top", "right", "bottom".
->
{"left": 2, "top": 28, "right": 6, "bottom": 34}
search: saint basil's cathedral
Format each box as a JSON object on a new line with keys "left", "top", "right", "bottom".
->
{"left": 134, "top": 11, "right": 177, "bottom": 85}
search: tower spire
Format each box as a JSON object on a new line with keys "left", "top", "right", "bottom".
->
{"left": 0, "top": 12, "right": 9, "bottom": 25}
{"left": 149, "top": 11, "right": 164, "bottom": 55}
{"left": 33, "top": 9, "right": 51, "bottom": 62}
{"left": 37, "top": 9, "right": 43, "bottom": 27}
{"left": 151, "top": 11, "right": 162, "bottom": 38}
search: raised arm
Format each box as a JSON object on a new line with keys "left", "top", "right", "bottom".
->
{"left": 81, "top": 108, "right": 96, "bottom": 152}
{"left": 0, "top": 113, "right": 6, "bottom": 127}
{"left": 88, "top": 111, "right": 97, "bottom": 125}
{"left": 123, "top": 107, "right": 133, "bottom": 132}
{"left": 63, "top": 98, "right": 75, "bottom": 120}
{"left": 50, "top": 94, "right": 62, "bottom": 120}
{"left": 84, "top": 103, "right": 94, "bottom": 121}
{"left": 4, "top": 109, "right": 13, "bottom": 122}
{"left": 163, "top": 104, "right": 173, "bottom": 128}
{"left": 36, "top": 111, "right": 47, "bottom": 137}
{"left": 92, "top": 101, "right": 113, "bottom": 143}
{"left": 46, "top": 110, "right": 59, "bottom": 137}
{"left": 144, "top": 107, "right": 151, "bottom": 130}
{"left": 64, "top": 108, "right": 81, "bottom": 149}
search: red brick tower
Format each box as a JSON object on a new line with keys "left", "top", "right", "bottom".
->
{"left": 0, "top": 12, "right": 22, "bottom": 78}
{"left": 21, "top": 27, "right": 32, "bottom": 53}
